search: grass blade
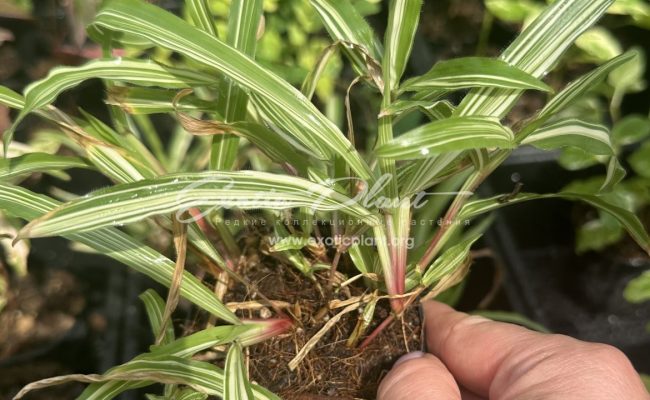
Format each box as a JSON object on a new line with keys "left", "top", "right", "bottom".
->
{"left": 91, "top": 0, "right": 375, "bottom": 183}
{"left": 0, "top": 183, "right": 239, "bottom": 324}
{"left": 0, "top": 153, "right": 92, "bottom": 180}
{"left": 224, "top": 342, "right": 254, "bottom": 400}
{"left": 383, "top": 0, "right": 422, "bottom": 90}
{"left": 459, "top": 192, "right": 650, "bottom": 254}
{"left": 211, "top": 0, "right": 263, "bottom": 170}
{"left": 4, "top": 59, "right": 216, "bottom": 151}
{"left": 521, "top": 119, "right": 615, "bottom": 155}
{"left": 376, "top": 117, "right": 515, "bottom": 160}
{"left": 399, "top": 57, "right": 552, "bottom": 93}
{"left": 17, "top": 171, "right": 381, "bottom": 239}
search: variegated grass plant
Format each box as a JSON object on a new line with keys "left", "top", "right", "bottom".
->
{"left": 1, "top": 0, "right": 650, "bottom": 398}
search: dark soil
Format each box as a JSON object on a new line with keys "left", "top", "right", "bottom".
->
{"left": 241, "top": 266, "right": 421, "bottom": 399}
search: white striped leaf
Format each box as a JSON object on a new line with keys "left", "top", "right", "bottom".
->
{"left": 91, "top": 0, "right": 375, "bottom": 183}
{"left": 17, "top": 171, "right": 380, "bottom": 239}
{"left": 78, "top": 323, "right": 261, "bottom": 399}
{"left": 422, "top": 234, "right": 481, "bottom": 288}
{"left": 383, "top": 0, "right": 422, "bottom": 90}
{"left": 538, "top": 50, "right": 639, "bottom": 121}
{"left": 224, "top": 342, "right": 254, "bottom": 400}
{"left": 310, "top": 0, "right": 383, "bottom": 70}
{"left": 376, "top": 117, "right": 515, "bottom": 160}
{"left": 399, "top": 57, "right": 552, "bottom": 93}
{"left": 16, "top": 356, "right": 279, "bottom": 400}
{"left": 458, "top": 192, "right": 650, "bottom": 253}
{"left": 106, "top": 87, "right": 214, "bottom": 114}
{"left": 140, "top": 290, "right": 175, "bottom": 345}
{"left": 211, "top": 0, "right": 263, "bottom": 170}
{"left": 379, "top": 100, "right": 455, "bottom": 120}
{"left": 0, "top": 183, "right": 240, "bottom": 324}
{"left": 521, "top": 119, "right": 615, "bottom": 155}
{"left": 456, "top": 0, "right": 614, "bottom": 117}
{"left": 0, "top": 153, "right": 92, "bottom": 180}
{"left": 407, "top": 0, "right": 612, "bottom": 194}
{"left": 3, "top": 58, "right": 217, "bottom": 151}
{"left": 186, "top": 0, "right": 218, "bottom": 36}
{"left": 0, "top": 86, "right": 24, "bottom": 108}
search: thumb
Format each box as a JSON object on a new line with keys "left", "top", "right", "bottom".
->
{"left": 378, "top": 351, "right": 461, "bottom": 400}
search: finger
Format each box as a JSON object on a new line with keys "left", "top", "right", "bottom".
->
{"left": 377, "top": 351, "right": 461, "bottom": 400}
{"left": 422, "top": 301, "right": 648, "bottom": 399}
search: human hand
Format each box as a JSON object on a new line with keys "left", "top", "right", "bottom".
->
{"left": 378, "top": 301, "right": 650, "bottom": 400}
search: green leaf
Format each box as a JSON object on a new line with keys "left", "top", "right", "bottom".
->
{"left": 485, "top": 0, "right": 542, "bottom": 23}
{"left": 17, "top": 171, "right": 380, "bottom": 239}
{"left": 224, "top": 342, "right": 255, "bottom": 400}
{"left": 0, "top": 183, "right": 239, "bottom": 324}
{"left": 421, "top": 235, "right": 481, "bottom": 288}
{"left": 575, "top": 27, "right": 622, "bottom": 63}
{"left": 459, "top": 192, "right": 650, "bottom": 254}
{"left": 383, "top": 0, "right": 422, "bottom": 90}
{"left": 521, "top": 119, "right": 614, "bottom": 155}
{"left": 91, "top": 0, "right": 374, "bottom": 183}
{"left": 609, "top": 47, "right": 646, "bottom": 95}
{"left": 611, "top": 114, "right": 650, "bottom": 146}
{"left": 624, "top": 271, "right": 650, "bottom": 303}
{"left": 0, "top": 153, "right": 92, "bottom": 180}
{"left": 630, "top": 141, "right": 650, "bottom": 179}
{"left": 399, "top": 57, "right": 552, "bottom": 93}
{"left": 575, "top": 214, "right": 624, "bottom": 253}
{"left": 376, "top": 117, "right": 515, "bottom": 160}
{"left": 558, "top": 147, "right": 600, "bottom": 171}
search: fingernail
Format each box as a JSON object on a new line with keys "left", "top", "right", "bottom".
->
{"left": 394, "top": 351, "right": 425, "bottom": 367}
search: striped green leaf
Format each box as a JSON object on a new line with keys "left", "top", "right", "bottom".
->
{"left": 0, "top": 153, "right": 92, "bottom": 180}
{"left": 17, "top": 171, "right": 380, "bottom": 239}
{"left": 4, "top": 59, "right": 216, "bottom": 151}
{"left": 379, "top": 100, "right": 455, "bottom": 121}
{"left": 399, "top": 57, "right": 552, "bottom": 93}
{"left": 225, "top": 342, "right": 254, "bottom": 400}
{"left": 376, "top": 117, "right": 515, "bottom": 160}
{"left": 538, "top": 50, "right": 639, "bottom": 121}
{"left": 408, "top": 0, "right": 612, "bottom": 194}
{"left": 106, "top": 87, "right": 214, "bottom": 114}
{"left": 186, "top": 0, "right": 218, "bottom": 36}
{"left": 521, "top": 119, "right": 615, "bottom": 155}
{"left": 211, "top": 0, "right": 263, "bottom": 170}
{"left": 310, "top": 0, "right": 382, "bottom": 66}
{"left": 91, "top": 0, "right": 375, "bottom": 183}
{"left": 457, "top": 0, "right": 614, "bottom": 117}
{"left": 78, "top": 324, "right": 258, "bottom": 399}
{"left": 422, "top": 234, "right": 481, "bottom": 288}
{"left": 0, "top": 183, "right": 239, "bottom": 324}
{"left": 383, "top": 0, "right": 422, "bottom": 90}
{"left": 0, "top": 86, "right": 24, "bottom": 108}
{"left": 459, "top": 192, "right": 650, "bottom": 253}
{"left": 140, "top": 290, "right": 175, "bottom": 345}
{"left": 18, "top": 356, "right": 280, "bottom": 400}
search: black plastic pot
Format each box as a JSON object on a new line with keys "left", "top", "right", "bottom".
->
{"left": 483, "top": 146, "right": 650, "bottom": 374}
